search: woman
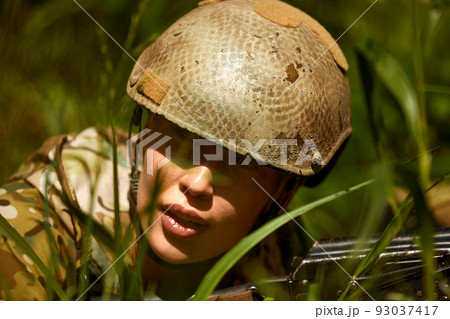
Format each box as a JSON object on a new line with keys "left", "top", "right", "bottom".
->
{"left": 0, "top": 0, "right": 351, "bottom": 300}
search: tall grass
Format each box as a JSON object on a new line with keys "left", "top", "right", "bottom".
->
{"left": 1, "top": 0, "right": 449, "bottom": 300}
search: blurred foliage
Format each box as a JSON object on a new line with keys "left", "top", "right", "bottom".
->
{"left": 0, "top": 0, "right": 201, "bottom": 183}
{"left": 1, "top": 0, "right": 450, "bottom": 300}
{"left": 288, "top": 0, "right": 450, "bottom": 240}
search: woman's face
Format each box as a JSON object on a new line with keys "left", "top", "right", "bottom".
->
{"left": 137, "top": 116, "right": 290, "bottom": 264}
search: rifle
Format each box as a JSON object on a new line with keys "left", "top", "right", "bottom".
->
{"left": 207, "top": 227, "right": 450, "bottom": 301}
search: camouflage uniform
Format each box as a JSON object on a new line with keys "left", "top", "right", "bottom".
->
{"left": 0, "top": 127, "right": 132, "bottom": 300}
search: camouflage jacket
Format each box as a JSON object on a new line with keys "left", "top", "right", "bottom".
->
{"left": 0, "top": 127, "right": 133, "bottom": 300}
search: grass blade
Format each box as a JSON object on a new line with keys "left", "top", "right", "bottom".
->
{"left": 356, "top": 39, "right": 430, "bottom": 188}
{"left": 356, "top": 40, "right": 420, "bottom": 142}
{"left": 0, "top": 272, "right": 12, "bottom": 300}
{"left": 340, "top": 172, "right": 450, "bottom": 300}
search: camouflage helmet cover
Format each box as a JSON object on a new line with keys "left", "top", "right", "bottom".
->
{"left": 127, "top": 0, "right": 351, "bottom": 176}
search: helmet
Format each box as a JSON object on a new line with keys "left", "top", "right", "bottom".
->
{"left": 127, "top": 0, "right": 351, "bottom": 176}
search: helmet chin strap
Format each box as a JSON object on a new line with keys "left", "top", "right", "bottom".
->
{"left": 130, "top": 171, "right": 140, "bottom": 206}
{"left": 128, "top": 104, "right": 143, "bottom": 218}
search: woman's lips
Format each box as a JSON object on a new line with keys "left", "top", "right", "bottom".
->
{"left": 160, "top": 204, "right": 208, "bottom": 238}
{"left": 164, "top": 203, "right": 208, "bottom": 225}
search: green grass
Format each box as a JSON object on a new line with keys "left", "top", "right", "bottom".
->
{"left": 1, "top": 0, "right": 449, "bottom": 300}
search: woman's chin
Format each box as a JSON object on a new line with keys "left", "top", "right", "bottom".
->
{"left": 156, "top": 249, "right": 190, "bottom": 264}
{"left": 148, "top": 231, "right": 202, "bottom": 264}
{"left": 149, "top": 236, "right": 220, "bottom": 265}
{"left": 148, "top": 238, "right": 188, "bottom": 264}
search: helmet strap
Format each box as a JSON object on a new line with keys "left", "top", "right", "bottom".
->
{"left": 128, "top": 105, "right": 144, "bottom": 218}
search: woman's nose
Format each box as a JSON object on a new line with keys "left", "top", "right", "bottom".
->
{"left": 179, "top": 166, "right": 214, "bottom": 198}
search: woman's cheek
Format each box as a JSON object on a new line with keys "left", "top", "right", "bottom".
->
{"left": 215, "top": 197, "right": 261, "bottom": 236}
